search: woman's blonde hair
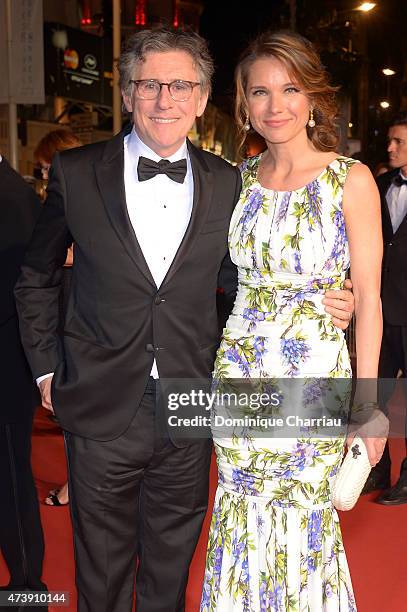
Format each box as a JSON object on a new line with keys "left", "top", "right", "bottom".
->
{"left": 235, "top": 30, "right": 339, "bottom": 154}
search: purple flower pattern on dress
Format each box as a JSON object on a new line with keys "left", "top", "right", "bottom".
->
{"left": 232, "top": 468, "right": 258, "bottom": 495}
{"left": 304, "top": 180, "right": 324, "bottom": 233}
{"left": 238, "top": 188, "right": 263, "bottom": 232}
{"left": 224, "top": 347, "right": 250, "bottom": 377}
{"left": 284, "top": 289, "right": 309, "bottom": 308}
{"left": 307, "top": 510, "right": 323, "bottom": 573}
{"left": 260, "top": 581, "right": 284, "bottom": 612}
{"left": 253, "top": 336, "right": 266, "bottom": 365}
{"left": 308, "top": 511, "right": 323, "bottom": 552}
{"left": 293, "top": 250, "right": 302, "bottom": 274}
{"left": 256, "top": 512, "right": 265, "bottom": 535}
{"left": 280, "top": 338, "right": 310, "bottom": 375}
{"left": 243, "top": 307, "right": 266, "bottom": 332}
{"left": 302, "top": 379, "right": 327, "bottom": 407}
{"left": 326, "top": 207, "right": 347, "bottom": 270}
{"left": 329, "top": 464, "right": 339, "bottom": 477}
{"left": 231, "top": 532, "right": 246, "bottom": 562}
{"left": 275, "top": 442, "right": 320, "bottom": 479}
{"left": 239, "top": 159, "right": 250, "bottom": 173}
{"left": 275, "top": 191, "right": 291, "bottom": 228}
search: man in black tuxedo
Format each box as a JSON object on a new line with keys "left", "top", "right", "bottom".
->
{"left": 365, "top": 112, "right": 407, "bottom": 504}
{"left": 15, "top": 28, "right": 354, "bottom": 612}
{"left": 0, "top": 156, "right": 47, "bottom": 597}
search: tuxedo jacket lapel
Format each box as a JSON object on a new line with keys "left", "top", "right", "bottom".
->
{"left": 391, "top": 172, "right": 407, "bottom": 238}
{"left": 379, "top": 169, "right": 398, "bottom": 241}
{"left": 161, "top": 140, "right": 214, "bottom": 287}
{"left": 394, "top": 213, "right": 407, "bottom": 238}
{"left": 94, "top": 128, "right": 156, "bottom": 288}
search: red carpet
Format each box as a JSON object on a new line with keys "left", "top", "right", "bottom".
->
{"left": 1, "top": 392, "right": 406, "bottom": 612}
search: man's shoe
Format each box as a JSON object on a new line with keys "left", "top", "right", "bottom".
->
{"left": 376, "top": 482, "right": 407, "bottom": 505}
{"left": 376, "top": 457, "right": 407, "bottom": 505}
{"left": 361, "top": 471, "right": 390, "bottom": 494}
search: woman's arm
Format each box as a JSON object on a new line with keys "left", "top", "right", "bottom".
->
{"left": 343, "top": 163, "right": 383, "bottom": 378}
{"left": 343, "top": 162, "right": 386, "bottom": 464}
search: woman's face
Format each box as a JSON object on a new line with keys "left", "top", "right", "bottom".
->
{"left": 39, "top": 160, "right": 51, "bottom": 180}
{"left": 246, "top": 57, "right": 311, "bottom": 146}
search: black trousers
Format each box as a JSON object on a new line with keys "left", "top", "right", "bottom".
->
{"left": 0, "top": 416, "right": 46, "bottom": 591}
{"left": 65, "top": 381, "right": 212, "bottom": 612}
{"left": 376, "top": 323, "right": 407, "bottom": 476}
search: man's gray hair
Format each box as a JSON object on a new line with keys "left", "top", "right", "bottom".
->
{"left": 118, "top": 27, "right": 214, "bottom": 98}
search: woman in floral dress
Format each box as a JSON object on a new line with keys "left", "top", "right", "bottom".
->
{"left": 201, "top": 31, "right": 384, "bottom": 611}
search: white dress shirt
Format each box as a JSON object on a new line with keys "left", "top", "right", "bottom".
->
{"left": 124, "top": 128, "right": 193, "bottom": 288}
{"left": 124, "top": 128, "right": 193, "bottom": 377}
{"left": 37, "top": 128, "right": 193, "bottom": 384}
{"left": 386, "top": 171, "right": 407, "bottom": 233}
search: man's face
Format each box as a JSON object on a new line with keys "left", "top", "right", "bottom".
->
{"left": 122, "top": 50, "right": 208, "bottom": 158}
{"left": 387, "top": 125, "right": 407, "bottom": 173}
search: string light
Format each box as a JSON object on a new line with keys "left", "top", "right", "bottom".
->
{"left": 356, "top": 3, "right": 376, "bottom": 12}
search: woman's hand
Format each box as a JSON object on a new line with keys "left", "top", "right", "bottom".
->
{"left": 346, "top": 434, "right": 387, "bottom": 466}
{"left": 346, "top": 406, "right": 389, "bottom": 466}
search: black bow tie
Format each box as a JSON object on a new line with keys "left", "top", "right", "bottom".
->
{"left": 393, "top": 175, "right": 407, "bottom": 187}
{"left": 137, "top": 156, "right": 187, "bottom": 184}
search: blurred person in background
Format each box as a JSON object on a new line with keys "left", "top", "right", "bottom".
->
{"left": 34, "top": 129, "right": 82, "bottom": 183}
{"left": 33, "top": 129, "right": 82, "bottom": 507}
{"left": 243, "top": 129, "right": 266, "bottom": 158}
{"left": 0, "top": 154, "right": 47, "bottom": 600}
{"left": 364, "top": 112, "right": 407, "bottom": 504}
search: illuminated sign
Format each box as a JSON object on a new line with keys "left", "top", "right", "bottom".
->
{"left": 44, "top": 22, "right": 112, "bottom": 107}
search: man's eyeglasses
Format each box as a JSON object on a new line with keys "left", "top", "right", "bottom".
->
{"left": 129, "top": 79, "right": 200, "bottom": 102}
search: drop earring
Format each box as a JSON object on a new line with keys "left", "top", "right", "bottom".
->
{"left": 308, "top": 109, "right": 316, "bottom": 128}
{"left": 244, "top": 117, "right": 251, "bottom": 132}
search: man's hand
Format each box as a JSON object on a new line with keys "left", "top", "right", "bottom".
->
{"left": 39, "top": 376, "right": 54, "bottom": 413}
{"left": 322, "top": 278, "right": 354, "bottom": 330}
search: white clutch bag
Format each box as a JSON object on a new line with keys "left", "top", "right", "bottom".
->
{"left": 332, "top": 435, "right": 372, "bottom": 511}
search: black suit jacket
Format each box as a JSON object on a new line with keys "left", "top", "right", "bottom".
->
{"left": 15, "top": 128, "right": 241, "bottom": 441}
{"left": 0, "top": 158, "right": 41, "bottom": 424}
{"left": 377, "top": 168, "right": 407, "bottom": 326}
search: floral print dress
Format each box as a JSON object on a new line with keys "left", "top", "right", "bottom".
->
{"left": 201, "top": 155, "right": 359, "bottom": 611}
